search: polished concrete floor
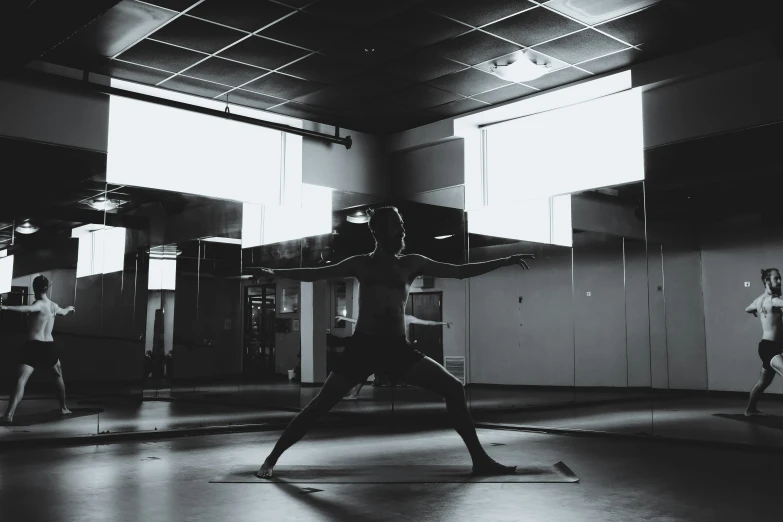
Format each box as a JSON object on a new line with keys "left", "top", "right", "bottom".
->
{"left": 0, "top": 423, "right": 778, "bottom": 521}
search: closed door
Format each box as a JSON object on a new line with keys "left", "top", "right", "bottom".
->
{"left": 407, "top": 292, "right": 444, "bottom": 364}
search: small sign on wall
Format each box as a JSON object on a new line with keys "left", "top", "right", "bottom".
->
{"left": 745, "top": 282, "right": 751, "bottom": 287}
{"left": 293, "top": 319, "right": 300, "bottom": 331}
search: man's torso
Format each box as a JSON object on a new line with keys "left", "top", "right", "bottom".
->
{"left": 353, "top": 254, "right": 419, "bottom": 338}
{"left": 27, "top": 299, "right": 56, "bottom": 342}
{"left": 756, "top": 294, "right": 783, "bottom": 342}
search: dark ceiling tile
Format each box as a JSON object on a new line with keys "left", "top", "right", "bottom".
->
{"left": 427, "top": 67, "right": 510, "bottom": 97}
{"left": 349, "top": 72, "right": 415, "bottom": 97}
{"left": 522, "top": 66, "right": 591, "bottom": 90}
{"left": 375, "top": 8, "right": 470, "bottom": 48}
{"left": 382, "top": 51, "right": 468, "bottom": 83}
{"left": 472, "top": 83, "right": 535, "bottom": 104}
{"left": 151, "top": 14, "right": 245, "bottom": 54}
{"left": 217, "top": 35, "right": 310, "bottom": 70}
{"left": 429, "top": 30, "right": 521, "bottom": 66}
{"left": 244, "top": 72, "right": 325, "bottom": 99}
{"left": 484, "top": 6, "right": 583, "bottom": 47}
{"left": 259, "top": 12, "right": 349, "bottom": 51}
{"left": 159, "top": 75, "right": 231, "bottom": 98}
{"left": 268, "top": 102, "right": 341, "bottom": 124}
{"left": 187, "top": 0, "right": 295, "bottom": 32}
{"left": 144, "top": 0, "right": 200, "bottom": 11}
{"left": 546, "top": 0, "right": 662, "bottom": 25}
{"left": 390, "top": 84, "right": 462, "bottom": 110}
{"left": 296, "top": 85, "right": 361, "bottom": 110}
{"left": 117, "top": 38, "right": 205, "bottom": 71}
{"left": 596, "top": 4, "right": 679, "bottom": 46}
{"left": 428, "top": 98, "right": 487, "bottom": 118}
{"left": 100, "top": 60, "right": 173, "bottom": 85}
{"left": 226, "top": 89, "right": 283, "bottom": 110}
{"left": 184, "top": 56, "right": 267, "bottom": 86}
{"left": 532, "top": 29, "right": 629, "bottom": 64}
{"left": 320, "top": 30, "right": 412, "bottom": 65}
{"left": 578, "top": 48, "right": 643, "bottom": 74}
{"left": 276, "top": 0, "right": 312, "bottom": 6}
{"left": 278, "top": 53, "right": 366, "bottom": 84}
{"left": 303, "top": 0, "right": 421, "bottom": 27}
{"left": 43, "top": 1, "right": 177, "bottom": 69}
{"left": 427, "top": 0, "right": 536, "bottom": 28}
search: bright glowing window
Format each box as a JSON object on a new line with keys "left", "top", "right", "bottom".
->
{"left": 148, "top": 259, "right": 177, "bottom": 291}
{"left": 0, "top": 255, "right": 13, "bottom": 294}
{"left": 73, "top": 226, "right": 126, "bottom": 278}
{"left": 107, "top": 96, "right": 287, "bottom": 206}
{"left": 468, "top": 195, "right": 571, "bottom": 246}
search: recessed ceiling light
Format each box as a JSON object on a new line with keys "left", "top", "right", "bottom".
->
{"left": 491, "top": 52, "right": 551, "bottom": 82}
{"left": 364, "top": 47, "right": 375, "bottom": 53}
{"left": 435, "top": 234, "right": 454, "bottom": 240}
{"left": 15, "top": 220, "right": 39, "bottom": 235}
{"left": 347, "top": 210, "right": 369, "bottom": 224}
{"left": 88, "top": 197, "right": 123, "bottom": 211}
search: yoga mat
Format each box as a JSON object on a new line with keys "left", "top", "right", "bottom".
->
{"left": 211, "top": 462, "right": 578, "bottom": 484}
{"left": 2, "top": 408, "right": 103, "bottom": 426}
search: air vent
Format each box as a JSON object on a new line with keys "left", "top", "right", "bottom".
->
{"left": 444, "top": 356, "right": 465, "bottom": 384}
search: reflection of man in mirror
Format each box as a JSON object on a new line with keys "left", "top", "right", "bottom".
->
{"left": 745, "top": 268, "right": 783, "bottom": 416}
{"left": 336, "top": 314, "right": 453, "bottom": 400}
{"left": 254, "top": 206, "right": 533, "bottom": 478}
{"left": 1, "top": 275, "right": 74, "bottom": 423}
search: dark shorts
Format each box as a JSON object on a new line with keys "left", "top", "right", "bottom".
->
{"left": 758, "top": 340, "right": 783, "bottom": 370}
{"left": 332, "top": 332, "right": 425, "bottom": 386}
{"left": 19, "top": 340, "right": 59, "bottom": 371}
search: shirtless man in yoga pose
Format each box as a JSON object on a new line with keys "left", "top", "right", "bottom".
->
{"left": 255, "top": 206, "right": 533, "bottom": 477}
{"left": 337, "top": 314, "right": 453, "bottom": 399}
{"left": 745, "top": 268, "right": 783, "bottom": 416}
{"left": 1, "top": 275, "right": 74, "bottom": 423}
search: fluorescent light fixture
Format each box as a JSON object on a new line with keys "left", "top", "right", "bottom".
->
{"left": 490, "top": 53, "right": 551, "bottom": 82}
{"left": 546, "top": 0, "right": 661, "bottom": 25}
{"left": 346, "top": 210, "right": 369, "bottom": 224}
{"left": 200, "top": 236, "right": 242, "bottom": 245}
{"left": 434, "top": 234, "right": 454, "bottom": 240}
{"left": 15, "top": 220, "right": 38, "bottom": 235}
{"left": 0, "top": 254, "right": 13, "bottom": 294}
{"left": 149, "top": 245, "right": 181, "bottom": 260}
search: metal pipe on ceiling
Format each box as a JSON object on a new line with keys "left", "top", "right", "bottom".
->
{"left": 17, "top": 69, "right": 353, "bottom": 149}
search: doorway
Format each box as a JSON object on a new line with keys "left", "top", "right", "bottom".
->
{"left": 406, "top": 291, "right": 444, "bottom": 364}
{"left": 244, "top": 284, "right": 276, "bottom": 378}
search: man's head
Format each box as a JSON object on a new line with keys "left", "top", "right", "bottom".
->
{"left": 367, "top": 206, "right": 405, "bottom": 255}
{"left": 32, "top": 275, "right": 49, "bottom": 297}
{"left": 762, "top": 268, "right": 781, "bottom": 295}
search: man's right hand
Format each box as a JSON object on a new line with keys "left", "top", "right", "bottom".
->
{"left": 507, "top": 254, "right": 534, "bottom": 270}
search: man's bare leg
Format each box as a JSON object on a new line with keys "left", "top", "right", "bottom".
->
{"left": 51, "top": 361, "right": 71, "bottom": 415}
{"left": 1, "top": 365, "right": 34, "bottom": 423}
{"left": 257, "top": 371, "right": 354, "bottom": 478}
{"left": 403, "top": 357, "right": 515, "bottom": 475}
{"left": 746, "top": 366, "right": 775, "bottom": 416}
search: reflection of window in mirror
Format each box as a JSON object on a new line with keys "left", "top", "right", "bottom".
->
{"left": 334, "top": 281, "right": 347, "bottom": 328}
{"left": 280, "top": 284, "right": 299, "bottom": 314}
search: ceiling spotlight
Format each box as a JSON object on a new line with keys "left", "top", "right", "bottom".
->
{"left": 364, "top": 47, "right": 375, "bottom": 53}
{"left": 434, "top": 234, "right": 454, "bottom": 240}
{"left": 88, "top": 197, "right": 121, "bottom": 211}
{"left": 490, "top": 52, "right": 551, "bottom": 82}
{"left": 347, "top": 210, "right": 369, "bottom": 224}
{"left": 15, "top": 220, "right": 39, "bottom": 235}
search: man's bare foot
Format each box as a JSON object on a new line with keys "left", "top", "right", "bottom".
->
{"left": 256, "top": 460, "right": 275, "bottom": 479}
{"left": 343, "top": 395, "right": 359, "bottom": 400}
{"left": 0, "top": 414, "right": 12, "bottom": 424}
{"left": 61, "top": 408, "right": 72, "bottom": 415}
{"left": 471, "top": 458, "right": 517, "bottom": 475}
{"left": 745, "top": 409, "right": 769, "bottom": 417}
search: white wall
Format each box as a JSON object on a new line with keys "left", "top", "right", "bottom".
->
{"left": 0, "top": 77, "right": 109, "bottom": 151}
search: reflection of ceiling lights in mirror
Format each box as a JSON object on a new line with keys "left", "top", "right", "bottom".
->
{"left": 15, "top": 220, "right": 39, "bottom": 234}
{"left": 200, "top": 237, "right": 242, "bottom": 245}
{"left": 491, "top": 53, "right": 551, "bottom": 82}
{"left": 435, "top": 234, "right": 454, "bottom": 240}
{"left": 88, "top": 197, "right": 124, "bottom": 211}
{"left": 148, "top": 245, "right": 182, "bottom": 259}
{"left": 346, "top": 210, "right": 369, "bottom": 224}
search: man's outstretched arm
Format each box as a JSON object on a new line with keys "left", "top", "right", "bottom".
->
{"left": 256, "top": 255, "right": 363, "bottom": 283}
{"left": 55, "top": 305, "right": 75, "bottom": 316}
{"left": 407, "top": 316, "right": 452, "bottom": 327}
{"left": 411, "top": 253, "right": 533, "bottom": 280}
{"left": 336, "top": 316, "right": 357, "bottom": 324}
{"left": 1, "top": 302, "right": 42, "bottom": 313}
